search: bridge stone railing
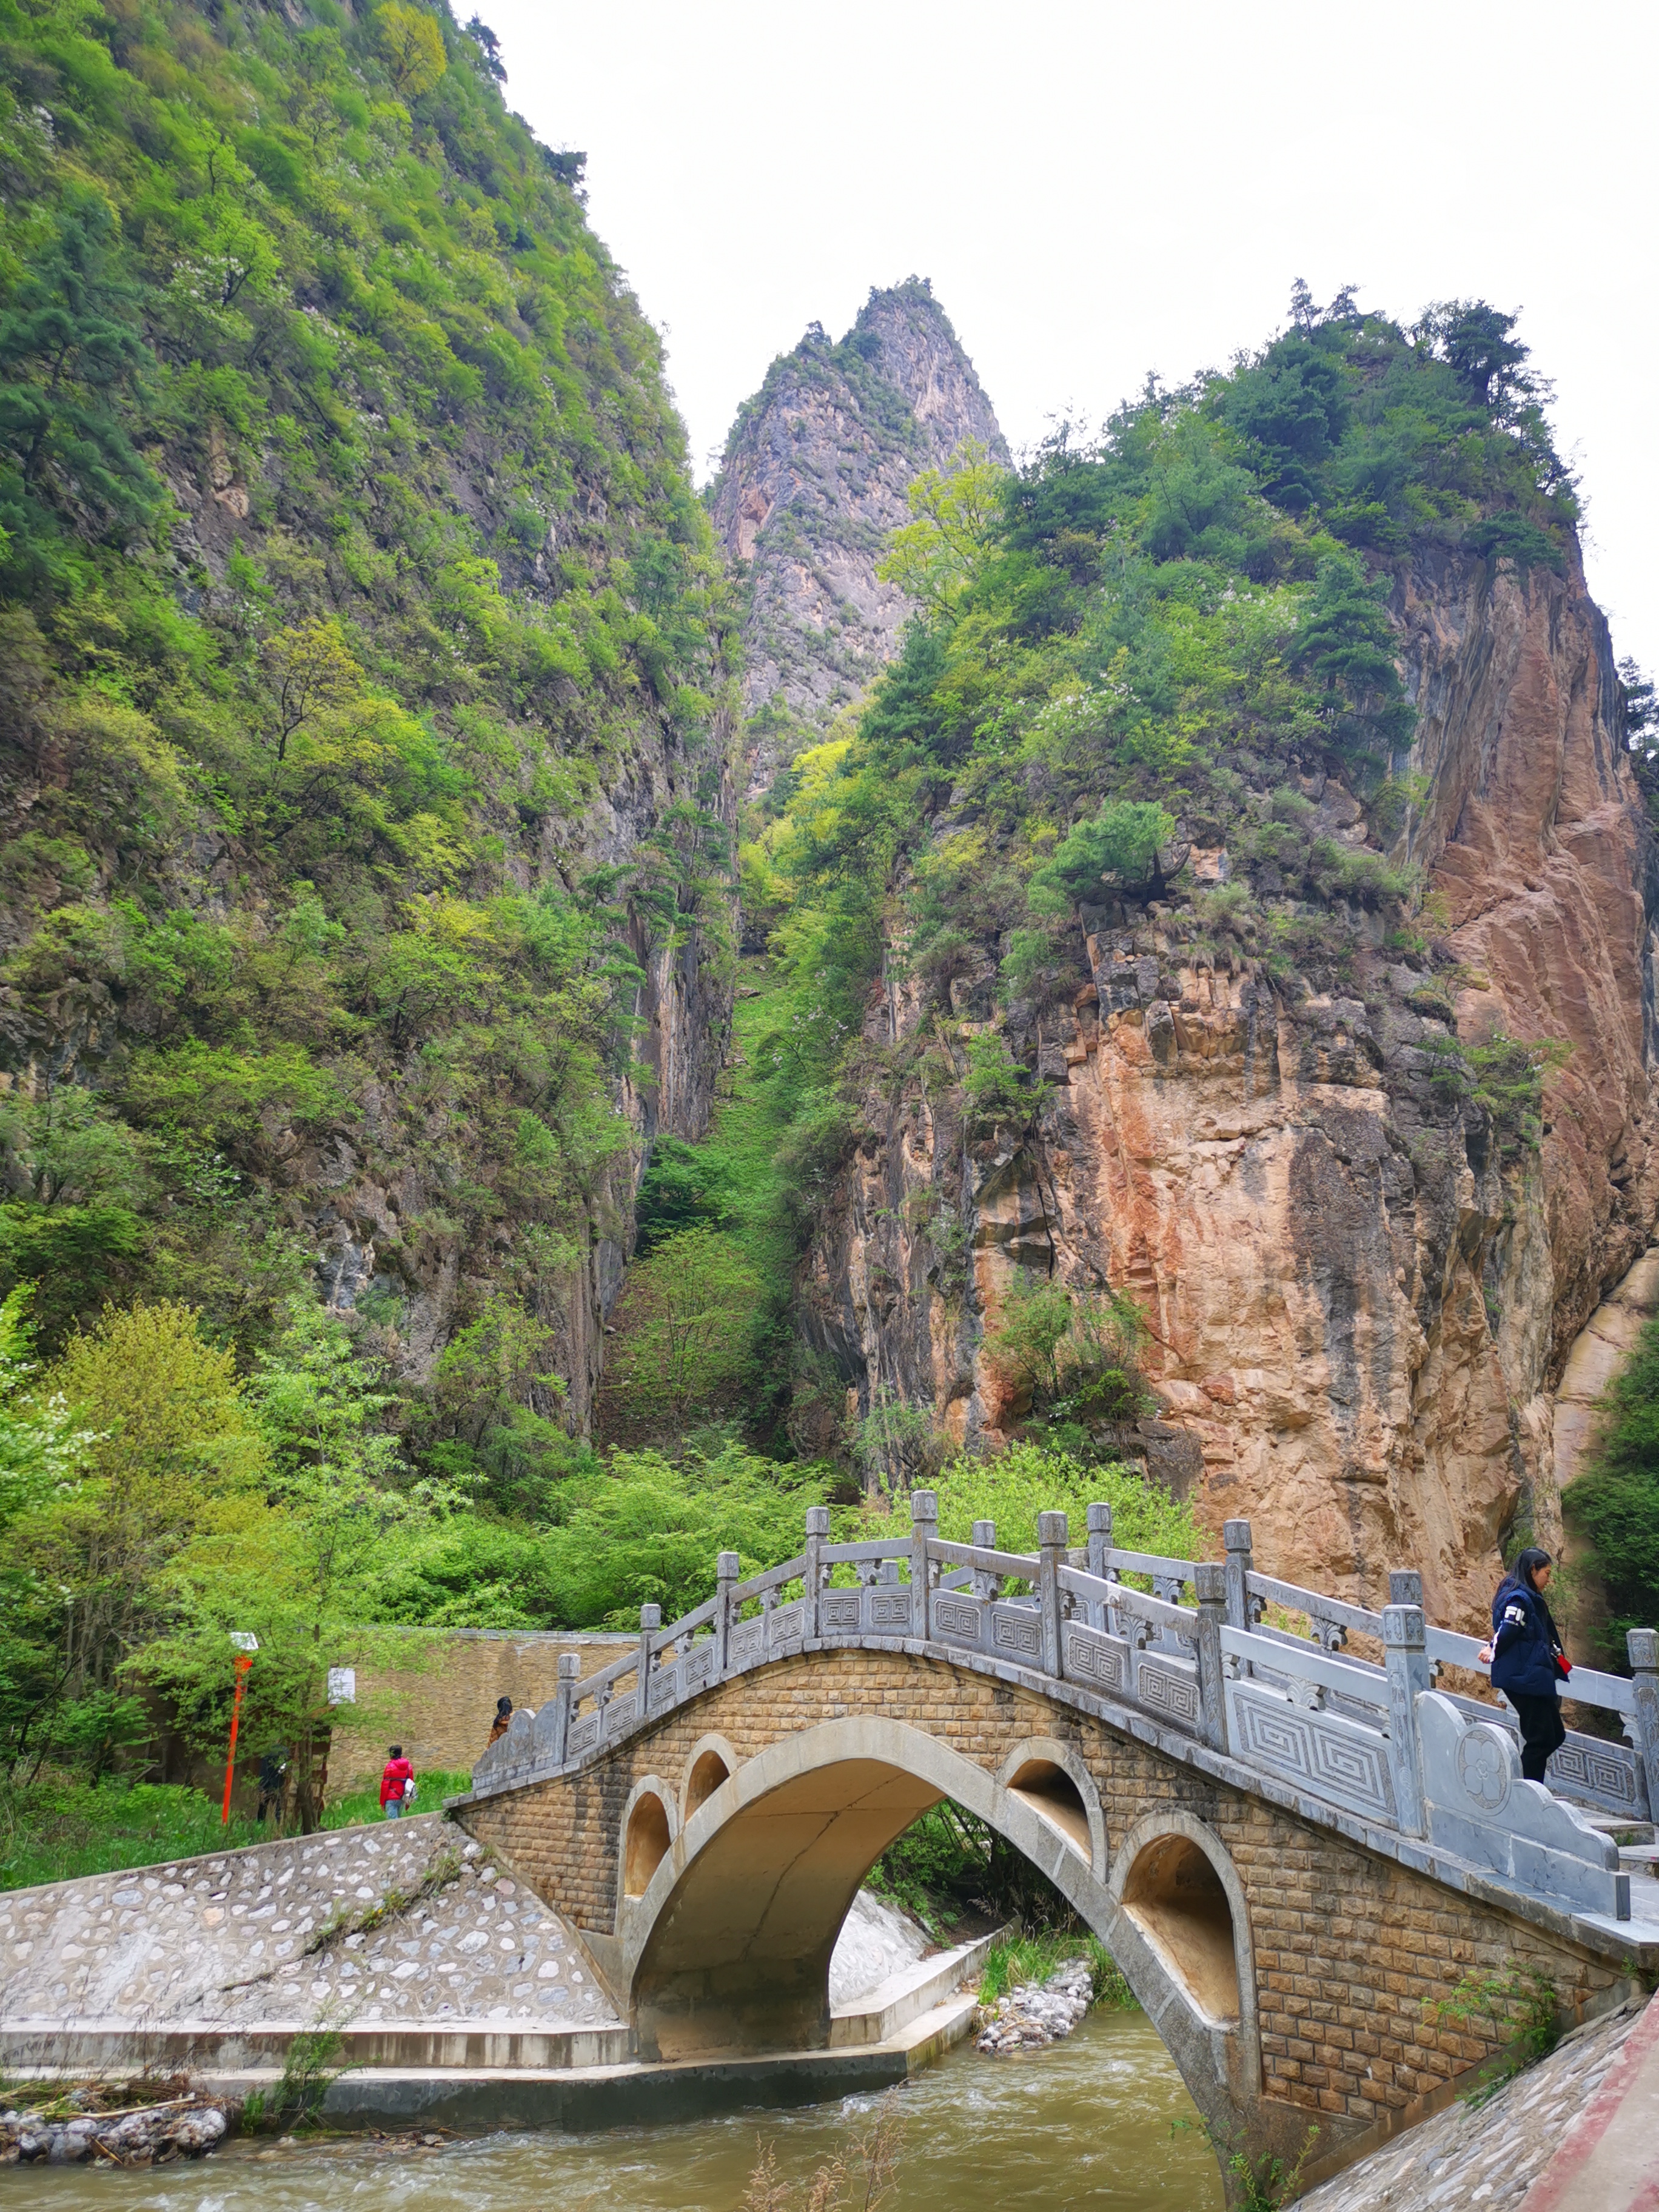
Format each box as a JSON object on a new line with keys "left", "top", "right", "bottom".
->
{"left": 468, "top": 1500, "right": 1659, "bottom": 1928}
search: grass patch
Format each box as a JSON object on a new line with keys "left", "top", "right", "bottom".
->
{"left": 320, "top": 1769, "right": 474, "bottom": 1831}
{"left": 0, "top": 1766, "right": 475, "bottom": 1892}
{"left": 977, "top": 1929, "right": 1134, "bottom": 2009}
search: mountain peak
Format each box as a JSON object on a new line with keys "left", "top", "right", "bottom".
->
{"left": 711, "top": 283, "right": 1005, "bottom": 789}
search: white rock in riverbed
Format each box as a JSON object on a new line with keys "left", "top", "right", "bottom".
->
{"left": 975, "top": 1959, "right": 1094, "bottom": 2053}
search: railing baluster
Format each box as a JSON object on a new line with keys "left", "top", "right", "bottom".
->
{"left": 1037, "top": 1511, "right": 1068, "bottom": 1678}
{"left": 638, "top": 1604, "right": 660, "bottom": 1713}
{"left": 1383, "top": 1592, "right": 1429, "bottom": 1837}
{"left": 715, "top": 1551, "right": 738, "bottom": 1677}
{"left": 804, "top": 1505, "right": 828, "bottom": 1640}
{"left": 550, "top": 1650, "right": 579, "bottom": 1765}
{"left": 1194, "top": 1562, "right": 1228, "bottom": 1753}
{"left": 910, "top": 1490, "right": 937, "bottom": 1642}
{"left": 1629, "top": 1629, "right": 1659, "bottom": 1820}
{"left": 1087, "top": 1502, "right": 1112, "bottom": 1629}
{"left": 1223, "top": 1518, "right": 1254, "bottom": 1631}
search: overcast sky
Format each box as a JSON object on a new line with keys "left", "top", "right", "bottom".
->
{"left": 484, "top": 0, "right": 1658, "bottom": 680}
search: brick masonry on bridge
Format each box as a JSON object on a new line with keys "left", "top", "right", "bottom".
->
{"left": 459, "top": 1646, "right": 1632, "bottom": 2137}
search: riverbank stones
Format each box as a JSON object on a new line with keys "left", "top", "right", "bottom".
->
{"left": 976, "top": 1959, "right": 1095, "bottom": 2052}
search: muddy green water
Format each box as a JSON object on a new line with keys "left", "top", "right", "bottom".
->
{"left": 8, "top": 2013, "right": 1223, "bottom": 2210}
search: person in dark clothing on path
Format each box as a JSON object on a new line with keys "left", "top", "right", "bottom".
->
{"left": 256, "top": 1746, "right": 289, "bottom": 1825}
{"left": 488, "top": 1696, "right": 512, "bottom": 1747}
{"left": 380, "top": 1744, "right": 415, "bottom": 1818}
{"left": 1489, "top": 1547, "right": 1570, "bottom": 1783}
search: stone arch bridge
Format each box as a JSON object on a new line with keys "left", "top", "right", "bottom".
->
{"left": 457, "top": 1500, "right": 1659, "bottom": 2196}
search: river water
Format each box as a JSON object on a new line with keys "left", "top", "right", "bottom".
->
{"left": 8, "top": 2012, "right": 1222, "bottom": 2210}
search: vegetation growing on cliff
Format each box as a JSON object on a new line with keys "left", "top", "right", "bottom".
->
{"left": 1564, "top": 1312, "right": 1659, "bottom": 1660}
{"left": 723, "top": 283, "right": 1580, "bottom": 1447}
{"left": 0, "top": 0, "right": 737, "bottom": 1405}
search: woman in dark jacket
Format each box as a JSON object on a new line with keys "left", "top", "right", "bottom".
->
{"left": 1489, "top": 1547, "right": 1570, "bottom": 1782}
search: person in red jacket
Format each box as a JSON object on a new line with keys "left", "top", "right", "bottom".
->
{"left": 380, "top": 1744, "right": 415, "bottom": 1820}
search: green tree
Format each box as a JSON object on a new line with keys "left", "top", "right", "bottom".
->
{"left": 1027, "top": 800, "right": 1176, "bottom": 912}
{"left": 607, "top": 1224, "right": 765, "bottom": 1423}
{"left": 140, "top": 1300, "right": 445, "bottom": 1828}
{"left": 0, "top": 1287, "right": 93, "bottom": 1536}
{"left": 0, "top": 193, "right": 161, "bottom": 572}
{"left": 375, "top": 4, "right": 448, "bottom": 98}
{"left": 6, "top": 1302, "right": 266, "bottom": 1774}
{"left": 1564, "top": 1313, "right": 1659, "bottom": 1659}
{"left": 878, "top": 439, "right": 1006, "bottom": 621}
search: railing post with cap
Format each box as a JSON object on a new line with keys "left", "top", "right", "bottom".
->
{"left": 1629, "top": 1629, "right": 1659, "bottom": 1820}
{"left": 714, "top": 1552, "right": 739, "bottom": 1678}
{"left": 804, "top": 1504, "right": 829, "bottom": 1640}
{"left": 1223, "top": 1519, "right": 1254, "bottom": 1632}
{"left": 1087, "top": 1502, "right": 1113, "bottom": 1629}
{"left": 1193, "top": 1561, "right": 1228, "bottom": 1753}
{"left": 550, "top": 1650, "right": 580, "bottom": 1766}
{"left": 910, "top": 1490, "right": 937, "bottom": 1643}
{"left": 638, "top": 1604, "right": 660, "bottom": 1717}
{"left": 1038, "top": 1511, "right": 1068, "bottom": 1679}
{"left": 1383, "top": 1597, "right": 1430, "bottom": 1837}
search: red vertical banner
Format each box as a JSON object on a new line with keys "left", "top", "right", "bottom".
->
{"left": 221, "top": 1652, "right": 253, "bottom": 1825}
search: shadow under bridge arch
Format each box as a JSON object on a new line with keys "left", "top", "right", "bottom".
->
{"left": 620, "top": 1717, "right": 1254, "bottom": 2139}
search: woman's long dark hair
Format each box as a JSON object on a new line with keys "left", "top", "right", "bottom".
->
{"left": 1501, "top": 1546, "right": 1563, "bottom": 1652}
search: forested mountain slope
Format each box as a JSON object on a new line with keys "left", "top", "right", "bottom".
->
{"left": 733, "top": 290, "right": 1659, "bottom": 1620}
{"left": 0, "top": 0, "right": 736, "bottom": 1433}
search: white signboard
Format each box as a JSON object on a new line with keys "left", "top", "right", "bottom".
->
{"left": 327, "top": 1667, "right": 357, "bottom": 1706}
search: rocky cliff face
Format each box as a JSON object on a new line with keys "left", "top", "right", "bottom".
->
{"left": 798, "top": 547, "right": 1659, "bottom": 1624}
{"left": 710, "top": 280, "right": 1005, "bottom": 791}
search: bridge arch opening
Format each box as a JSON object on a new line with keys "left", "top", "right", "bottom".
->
{"left": 623, "top": 1787, "right": 674, "bottom": 1900}
{"left": 684, "top": 1744, "right": 732, "bottom": 1819}
{"left": 1121, "top": 1832, "right": 1239, "bottom": 2023}
{"left": 1005, "top": 1758, "right": 1093, "bottom": 1864}
{"left": 621, "top": 1716, "right": 1254, "bottom": 2152}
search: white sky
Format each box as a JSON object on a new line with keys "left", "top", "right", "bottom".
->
{"left": 484, "top": 0, "right": 1658, "bottom": 680}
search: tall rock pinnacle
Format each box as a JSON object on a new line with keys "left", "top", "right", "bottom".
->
{"left": 711, "top": 278, "right": 1006, "bottom": 790}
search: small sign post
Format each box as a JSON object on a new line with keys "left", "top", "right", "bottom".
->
{"left": 221, "top": 1632, "right": 259, "bottom": 1826}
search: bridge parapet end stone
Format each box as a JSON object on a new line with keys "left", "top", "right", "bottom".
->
{"left": 1419, "top": 1691, "right": 1631, "bottom": 1920}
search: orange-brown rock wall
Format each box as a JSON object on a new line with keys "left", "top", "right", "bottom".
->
{"left": 799, "top": 551, "right": 1658, "bottom": 1631}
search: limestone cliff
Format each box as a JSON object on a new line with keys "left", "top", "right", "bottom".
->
{"left": 797, "top": 546, "right": 1659, "bottom": 1626}
{"left": 709, "top": 280, "right": 1005, "bottom": 793}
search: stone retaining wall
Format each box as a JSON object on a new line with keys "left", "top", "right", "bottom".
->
{"left": 329, "top": 1631, "right": 634, "bottom": 1788}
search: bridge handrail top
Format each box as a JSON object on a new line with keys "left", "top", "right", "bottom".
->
{"left": 820, "top": 1538, "right": 913, "bottom": 1566}
{"left": 1057, "top": 1562, "right": 1195, "bottom": 1631}
{"left": 731, "top": 1557, "right": 809, "bottom": 1605}
{"left": 650, "top": 1596, "right": 717, "bottom": 1651}
{"left": 930, "top": 1538, "right": 1039, "bottom": 1579}
{"left": 1557, "top": 1661, "right": 1638, "bottom": 1714}
{"left": 1247, "top": 1571, "right": 1384, "bottom": 1636}
{"left": 1251, "top": 1621, "right": 1387, "bottom": 1675}
{"left": 571, "top": 1646, "right": 642, "bottom": 1703}
{"left": 1104, "top": 1547, "right": 1202, "bottom": 1582}
{"left": 1221, "top": 1622, "right": 1392, "bottom": 1706}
